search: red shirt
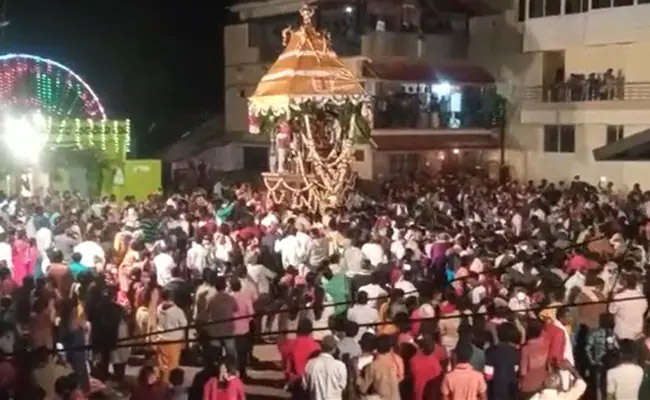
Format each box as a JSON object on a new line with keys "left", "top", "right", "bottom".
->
{"left": 520, "top": 337, "right": 550, "bottom": 393}
{"left": 284, "top": 335, "right": 321, "bottom": 382}
{"left": 410, "top": 351, "right": 442, "bottom": 400}
{"left": 542, "top": 323, "right": 566, "bottom": 364}
{"left": 203, "top": 376, "right": 245, "bottom": 400}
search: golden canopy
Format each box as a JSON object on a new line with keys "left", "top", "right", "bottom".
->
{"left": 249, "top": 3, "right": 366, "bottom": 112}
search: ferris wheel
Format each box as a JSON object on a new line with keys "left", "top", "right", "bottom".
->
{"left": 0, "top": 53, "right": 107, "bottom": 119}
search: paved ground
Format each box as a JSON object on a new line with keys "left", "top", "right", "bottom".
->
{"left": 122, "top": 344, "right": 289, "bottom": 400}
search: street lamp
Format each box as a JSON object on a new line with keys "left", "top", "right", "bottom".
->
{"left": 3, "top": 112, "right": 48, "bottom": 164}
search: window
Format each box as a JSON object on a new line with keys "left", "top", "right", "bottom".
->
{"left": 518, "top": 0, "right": 527, "bottom": 21}
{"left": 606, "top": 125, "right": 624, "bottom": 144}
{"left": 545, "top": 0, "right": 562, "bottom": 15}
{"left": 613, "top": 0, "right": 633, "bottom": 6}
{"left": 353, "top": 150, "right": 365, "bottom": 162}
{"left": 544, "top": 125, "right": 575, "bottom": 153}
{"left": 544, "top": 125, "right": 559, "bottom": 152}
{"left": 592, "top": 0, "right": 611, "bottom": 9}
{"left": 565, "top": 0, "right": 585, "bottom": 14}
{"left": 529, "top": 0, "right": 544, "bottom": 18}
{"left": 559, "top": 125, "right": 575, "bottom": 152}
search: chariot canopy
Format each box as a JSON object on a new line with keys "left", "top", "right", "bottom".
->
{"left": 248, "top": 2, "right": 367, "bottom": 114}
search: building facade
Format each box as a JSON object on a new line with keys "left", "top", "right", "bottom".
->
{"left": 226, "top": 0, "right": 503, "bottom": 181}
{"left": 469, "top": 0, "right": 650, "bottom": 189}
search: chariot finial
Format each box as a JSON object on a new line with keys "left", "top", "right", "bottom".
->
{"left": 299, "top": 2, "right": 315, "bottom": 27}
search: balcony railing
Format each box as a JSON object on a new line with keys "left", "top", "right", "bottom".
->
{"left": 373, "top": 94, "right": 503, "bottom": 130}
{"left": 523, "top": 82, "right": 650, "bottom": 102}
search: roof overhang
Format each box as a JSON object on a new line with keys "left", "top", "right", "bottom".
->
{"left": 593, "top": 128, "right": 650, "bottom": 161}
{"left": 371, "top": 130, "right": 498, "bottom": 151}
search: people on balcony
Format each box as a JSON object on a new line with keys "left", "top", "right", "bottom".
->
{"left": 374, "top": 88, "right": 498, "bottom": 130}
{"left": 548, "top": 69, "right": 626, "bottom": 102}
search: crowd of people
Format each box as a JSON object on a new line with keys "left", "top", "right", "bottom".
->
{"left": 1, "top": 173, "right": 650, "bottom": 400}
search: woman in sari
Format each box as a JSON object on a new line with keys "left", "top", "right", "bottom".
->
{"left": 11, "top": 230, "right": 31, "bottom": 283}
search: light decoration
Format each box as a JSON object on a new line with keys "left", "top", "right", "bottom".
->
{"left": 74, "top": 118, "right": 82, "bottom": 149}
{"left": 124, "top": 119, "right": 131, "bottom": 154}
{"left": 432, "top": 81, "right": 452, "bottom": 98}
{"left": 3, "top": 112, "right": 48, "bottom": 164}
{"left": 87, "top": 118, "right": 94, "bottom": 147}
{"left": 40, "top": 118, "right": 129, "bottom": 157}
{"left": 0, "top": 54, "right": 107, "bottom": 119}
{"left": 100, "top": 120, "right": 106, "bottom": 151}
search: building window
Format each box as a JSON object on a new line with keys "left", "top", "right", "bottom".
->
{"left": 545, "top": 0, "right": 562, "bottom": 15}
{"left": 353, "top": 149, "right": 365, "bottom": 162}
{"left": 613, "top": 0, "right": 633, "bottom": 6}
{"left": 518, "top": 0, "right": 527, "bottom": 21}
{"left": 592, "top": 0, "right": 612, "bottom": 8}
{"left": 565, "top": 0, "right": 585, "bottom": 14}
{"left": 529, "top": 0, "right": 544, "bottom": 18}
{"left": 559, "top": 125, "right": 575, "bottom": 152}
{"left": 544, "top": 125, "right": 575, "bottom": 153}
{"left": 606, "top": 125, "right": 624, "bottom": 144}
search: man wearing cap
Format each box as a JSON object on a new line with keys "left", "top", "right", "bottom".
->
{"left": 303, "top": 335, "right": 347, "bottom": 400}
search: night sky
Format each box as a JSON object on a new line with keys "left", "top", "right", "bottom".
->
{"left": 0, "top": 0, "right": 229, "bottom": 156}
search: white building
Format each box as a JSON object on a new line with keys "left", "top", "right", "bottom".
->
{"left": 225, "top": 0, "right": 502, "bottom": 181}
{"left": 469, "top": 0, "right": 650, "bottom": 189}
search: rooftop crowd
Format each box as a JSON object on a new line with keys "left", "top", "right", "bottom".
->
{"left": 1, "top": 173, "right": 650, "bottom": 400}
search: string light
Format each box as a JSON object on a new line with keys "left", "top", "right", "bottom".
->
{"left": 124, "top": 119, "right": 131, "bottom": 154}
{"left": 87, "top": 118, "right": 94, "bottom": 146}
{"left": 74, "top": 118, "right": 82, "bottom": 149}
{"left": 100, "top": 119, "right": 106, "bottom": 151}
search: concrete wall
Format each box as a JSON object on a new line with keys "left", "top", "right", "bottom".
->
{"left": 521, "top": 103, "right": 650, "bottom": 125}
{"left": 224, "top": 24, "right": 267, "bottom": 134}
{"left": 523, "top": 4, "right": 650, "bottom": 52}
{"left": 361, "top": 31, "right": 467, "bottom": 61}
{"left": 350, "top": 143, "right": 374, "bottom": 181}
{"left": 503, "top": 123, "right": 650, "bottom": 189}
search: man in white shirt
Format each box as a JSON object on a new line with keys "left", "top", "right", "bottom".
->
{"left": 186, "top": 238, "right": 209, "bottom": 277}
{"left": 358, "top": 272, "right": 388, "bottom": 309}
{"left": 303, "top": 335, "right": 347, "bottom": 400}
{"left": 275, "top": 226, "right": 304, "bottom": 269}
{"left": 606, "top": 340, "right": 644, "bottom": 400}
{"left": 0, "top": 233, "right": 13, "bottom": 272}
{"left": 361, "top": 239, "right": 385, "bottom": 268}
{"left": 530, "top": 363, "right": 586, "bottom": 400}
{"left": 154, "top": 245, "right": 176, "bottom": 287}
{"left": 608, "top": 274, "right": 648, "bottom": 340}
{"left": 346, "top": 291, "right": 379, "bottom": 340}
{"left": 73, "top": 240, "right": 106, "bottom": 270}
{"left": 244, "top": 251, "right": 276, "bottom": 295}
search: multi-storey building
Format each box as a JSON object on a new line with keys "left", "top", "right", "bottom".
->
{"left": 225, "top": 0, "right": 504, "bottom": 180}
{"left": 470, "top": 0, "right": 650, "bottom": 188}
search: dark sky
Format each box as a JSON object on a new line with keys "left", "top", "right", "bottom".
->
{"left": 1, "top": 0, "right": 227, "bottom": 155}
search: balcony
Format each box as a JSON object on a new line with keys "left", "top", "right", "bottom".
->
{"left": 523, "top": 81, "right": 650, "bottom": 102}
{"left": 521, "top": 82, "right": 650, "bottom": 125}
{"left": 373, "top": 89, "right": 503, "bottom": 132}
